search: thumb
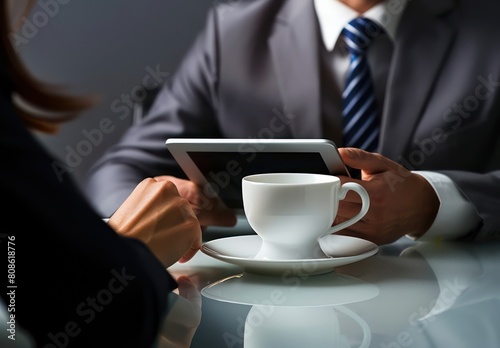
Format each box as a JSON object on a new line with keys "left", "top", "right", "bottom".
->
{"left": 338, "top": 147, "right": 392, "bottom": 175}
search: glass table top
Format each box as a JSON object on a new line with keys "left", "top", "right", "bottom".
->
{"left": 162, "top": 223, "right": 500, "bottom": 348}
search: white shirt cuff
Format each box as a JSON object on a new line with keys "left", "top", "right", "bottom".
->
{"left": 408, "top": 171, "right": 481, "bottom": 241}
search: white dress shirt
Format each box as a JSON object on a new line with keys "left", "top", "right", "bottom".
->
{"left": 313, "top": 0, "right": 482, "bottom": 241}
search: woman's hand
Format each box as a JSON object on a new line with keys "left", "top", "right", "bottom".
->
{"left": 158, "top": 275, "right": 202, "bottom": 348}
{"left": 108, "top": 177, "right": 202, "bottom": 267}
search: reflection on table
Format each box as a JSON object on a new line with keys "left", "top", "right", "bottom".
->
{"left": 165, "top": 227, "right": 500, "bottom": 348}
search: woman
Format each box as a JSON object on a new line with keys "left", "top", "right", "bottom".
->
{"left": 0, "top": 1, "right": 201, "bottom": 346}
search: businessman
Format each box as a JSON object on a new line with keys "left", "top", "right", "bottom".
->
{"left": 85, "top": 0, "right": 500, "bottom": 244}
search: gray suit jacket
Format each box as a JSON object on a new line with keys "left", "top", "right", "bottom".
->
{"left": 85, "top": 0, "right": 500, "bottom": 240}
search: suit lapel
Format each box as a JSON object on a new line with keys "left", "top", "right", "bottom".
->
{"left": 269, "top": 0, "right": 322, "bottom": 138}
{"left": 380, "top": 0, "right": 456, "bottom": 158}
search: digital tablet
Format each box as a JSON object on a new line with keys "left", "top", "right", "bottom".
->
{"left": 165, "top": 138, "right": 349, "bottom": 211}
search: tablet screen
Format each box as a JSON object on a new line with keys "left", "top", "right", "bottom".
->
{"left": 187, "top": 151, "right": 330, "bottom": 209}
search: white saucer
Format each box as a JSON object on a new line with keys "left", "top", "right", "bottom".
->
{"left": 201, "top": 235, "right": 378, "bottom": 276}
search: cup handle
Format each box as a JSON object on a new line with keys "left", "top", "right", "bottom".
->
{"left": 336, "top": 305, "right": 371, "bottom": 348}
{"left": 327, "top": 183, "right": 370, "bottom": 234}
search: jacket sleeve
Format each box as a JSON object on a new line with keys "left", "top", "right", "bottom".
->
{"left": 83, "top": 7, "right": 222, "bottom": 217}
{"left": 439, "top": 170, "right": 500, "bottom": 241}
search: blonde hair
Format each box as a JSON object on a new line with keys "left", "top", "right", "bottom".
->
{"left": 1, "top": 0, "right": 96, "bottom": 133}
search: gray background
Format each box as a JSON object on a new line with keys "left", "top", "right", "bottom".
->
{"left": 19, "top": 0, "right": 213, "bottom": 189}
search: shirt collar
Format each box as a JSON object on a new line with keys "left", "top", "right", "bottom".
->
{"left": 314, "top": 0, "right": 406, "bottom": 51}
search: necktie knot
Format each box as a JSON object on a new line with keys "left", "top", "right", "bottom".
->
{"left": 343, "top": 17, "right": 382, "bottom": 55}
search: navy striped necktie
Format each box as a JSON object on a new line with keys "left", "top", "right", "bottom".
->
{"left": 342, "top": 17, "right": 383, "bottom": 152}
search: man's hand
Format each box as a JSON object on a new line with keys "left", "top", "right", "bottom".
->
{"left": 335, "top": 148, "right": 440, "bottom": 245}
{"left": 155, "top": 176, "right": 237, "bottom": 228}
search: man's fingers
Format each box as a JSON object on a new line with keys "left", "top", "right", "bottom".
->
{"left": 339, "top": 147, "right": 395, "bottom": 175}
{"left": 197, "top": 209, "right": 237, "bottom": 227}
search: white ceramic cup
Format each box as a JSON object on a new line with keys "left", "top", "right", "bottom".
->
{"left": 242, "top": 173, "right": 370, "bottom": 260}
